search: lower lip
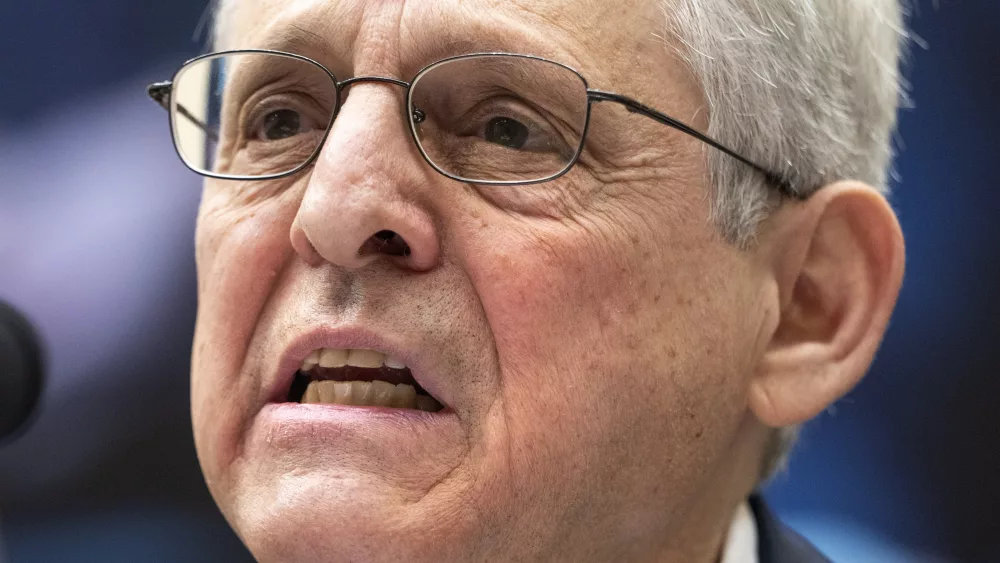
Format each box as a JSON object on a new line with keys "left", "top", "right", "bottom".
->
{"left": 246, "top": 402, "right": 463, "bottom": 456}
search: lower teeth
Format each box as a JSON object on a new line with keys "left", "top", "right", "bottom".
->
{"left": 301, "top": 379, "right": 441, "bottom": 411}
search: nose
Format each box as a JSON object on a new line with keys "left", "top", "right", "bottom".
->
{"left": 290, "top": 85, "right": 440, "bottom": 272}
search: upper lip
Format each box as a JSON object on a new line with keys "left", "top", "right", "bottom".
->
{"left": 267, "top": 325, "right": 448, "bottom": 408}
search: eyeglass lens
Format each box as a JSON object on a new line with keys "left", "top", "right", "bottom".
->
{"left": 170, "top": 52, "right": 590, "bottom": 183}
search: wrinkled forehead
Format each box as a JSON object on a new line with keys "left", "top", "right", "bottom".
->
{"left": 214, "top": 0, "right": 668, "bottom": 82}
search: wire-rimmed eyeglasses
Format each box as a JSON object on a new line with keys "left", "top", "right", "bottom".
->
{"left": 147, "top": 49, "right": 795, "bottom": 196}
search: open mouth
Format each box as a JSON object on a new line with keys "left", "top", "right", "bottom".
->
{"left": 286, "top": 348, "right": 444, "bottom": 412}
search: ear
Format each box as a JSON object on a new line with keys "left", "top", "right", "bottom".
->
{"left": 749, "top": 181, "right": 905, "bottom": 427}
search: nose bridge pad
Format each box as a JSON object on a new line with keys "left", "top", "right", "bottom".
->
{"left": 358, "top": 230, "right": 411, "bottom": 258}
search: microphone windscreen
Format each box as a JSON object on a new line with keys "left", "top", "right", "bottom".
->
{"left": 0, "top": 300, "right": 44, "bottom": 440}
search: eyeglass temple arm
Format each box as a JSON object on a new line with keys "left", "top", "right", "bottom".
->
{"left": 587, "top": 90, "right": 798, "bottom": 198}
{"left": 146, "top": 81, "right": 219, "bottom": 143}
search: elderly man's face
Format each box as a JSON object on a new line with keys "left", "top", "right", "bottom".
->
{"left": 191, "top": 0, "right": 776, "bottom": 560}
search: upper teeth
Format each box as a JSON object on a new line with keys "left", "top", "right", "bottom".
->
{"left": 301, "top": 348, "right": 407, "bottom": 371}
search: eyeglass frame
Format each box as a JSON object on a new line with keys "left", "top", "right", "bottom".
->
{"left": 148, "top": 49, "right": 797, "bottom": 197}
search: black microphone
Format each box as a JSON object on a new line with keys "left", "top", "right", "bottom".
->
{"left": 0, "top": 300, "right": 44, "bottom": 440}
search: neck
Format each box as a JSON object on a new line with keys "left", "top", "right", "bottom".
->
{"left": 649, "top": 414, "right": 769, "bottom": 563}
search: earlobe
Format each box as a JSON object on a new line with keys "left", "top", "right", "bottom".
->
{"left": 749, "top": 182, "right": 905, "bottom": 427}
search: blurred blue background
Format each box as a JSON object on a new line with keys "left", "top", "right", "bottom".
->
{"left": 0, "top": 1, "right": 997, "bottom": 562}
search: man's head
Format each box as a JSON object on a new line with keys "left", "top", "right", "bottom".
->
{"left": 188, "top": 0, "right": 906, "bottom": 561}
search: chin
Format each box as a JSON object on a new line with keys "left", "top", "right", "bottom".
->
{"left": 222, "top": 467, "right": 478, "bottom": 563}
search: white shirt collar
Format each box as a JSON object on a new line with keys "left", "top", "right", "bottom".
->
{"left": 720, "top": 501, "right": 759, "bottom": 563}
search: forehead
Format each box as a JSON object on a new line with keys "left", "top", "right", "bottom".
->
{"left": 217, "top": 0, "right": 668, "bottom": 80}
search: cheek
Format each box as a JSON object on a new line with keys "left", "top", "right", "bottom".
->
{"left": 469, "top": 202, "right": 731, "bottom": 405}
{"left": 457, "top": 192, "right": 757, "bottom": 526}
{"left": 473, "top": 221, "right": 683, "bottom": 424}
{"left": 191, "top": 189, "right": 298, "bottom": 487}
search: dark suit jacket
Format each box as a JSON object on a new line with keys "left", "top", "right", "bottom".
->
{"left": 750, "top": 495, "right": 831, "bottom": 563}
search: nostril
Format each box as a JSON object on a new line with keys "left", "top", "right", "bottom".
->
{"left": 373, "top": 230, "right": 395, "bottom": 242}
{"left": 360, "top": 230, "right": 411, "bottom": 257}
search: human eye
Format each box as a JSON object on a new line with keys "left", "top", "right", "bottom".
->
{"left": 409, "top": 65, "right": 589, "bottom": 183}
{"left": 466, "top": 99, "right": 571, "bottom": 155}
{"left": 257, "top": 108, "right": 305, "bottom": 140}
{"left": 214, "top": 90, "right": 332, "bottom": 177}
{"left": 243, "top": 94, "right": 326, "bottom": 144}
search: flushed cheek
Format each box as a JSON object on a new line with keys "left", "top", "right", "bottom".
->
{"left": 469, "top": 225, "right": 659, "bottom": 422}
{"left": 475, "top": 222, "right": 656, "bottom": 376}
{"left": 463, "top": 212, "right": 750, "bottom": 519}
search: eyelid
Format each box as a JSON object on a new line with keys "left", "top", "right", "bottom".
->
{"left": 228, "top": 71, "right": 333, "bottom": 128}
{"left": 464, "top": 96, "right": 577, "bottom": 148}
{"left": 238, "top": 90, "right": 331, "bottom": 142}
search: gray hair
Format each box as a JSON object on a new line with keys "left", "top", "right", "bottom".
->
{"left": 661, "top": 0, "right": 908, "bottom": 244}
{"left": 661, "top": 0, "right": 908, "bottom": 479}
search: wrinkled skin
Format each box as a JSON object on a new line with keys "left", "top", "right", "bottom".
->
{"left": 189, "top": 0, "right": 904, "bottom": 562}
